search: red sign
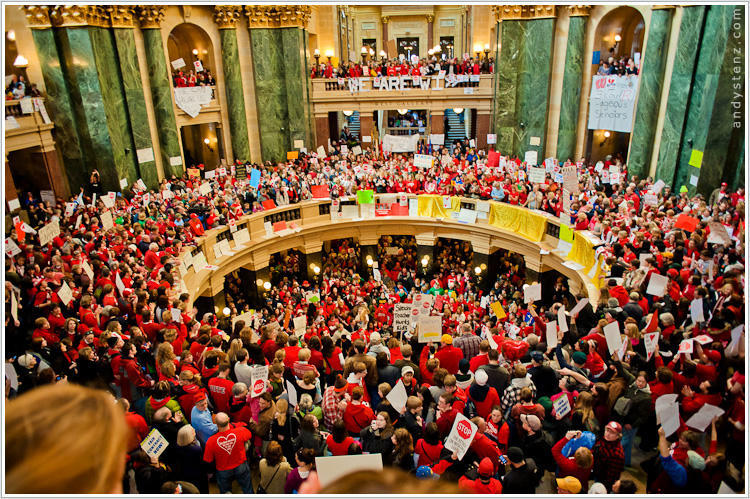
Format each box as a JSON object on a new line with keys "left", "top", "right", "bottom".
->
{"left": 456, "top": 420, "right": 473, "bottom": 439}
{"left": 252, "top": 379, "right": 265, "bottom": 397}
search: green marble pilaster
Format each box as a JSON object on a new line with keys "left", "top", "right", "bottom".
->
{"left": 697, "top": 6, "right": 744, "bottom": 195}
{"left": 250, "top": 28, "right": 289, "bottom": 162}
{"left": 516, "top": 18, "right": 555, "bottom": 158}
{"left": 628, "top": 9, "right": 673, "bottom": 180}
{"left": 142, "top": 28, "right": 183, "bottom": 178}
{"left": 281, "top": 27, "right": 313, "bottom": 151}
{"left": 654, "top": 7, "right": 707, "bottom": 185}
{"left": 556, "top": 16, "right": 587, "bottom": 161}
{"left": 494, "top": 20, "right": 522, "bottom": 156}
{"left": 30, "top": 28, "right": 87, "bottom": 190}
{"left": 54, "top": 26, "right": 137, "bottom": 191}
{"left": 674, "top": 5, "right": 735, "bottom": 193}
{"left": 218, "top": 28, "right": 251, "bottom": 161}
{"left": 113, "top": 28, "right": 158, "bottom": 188}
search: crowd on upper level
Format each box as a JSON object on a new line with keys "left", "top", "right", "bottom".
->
{"left": 312, "top": 55, "right": 494, "bottom": 79}
{"left": 5, "top": 74, "right": 43, "bottom": 100}
{"left": 4, "top": 136, "right": 745, "bottom": 495}
{"left": 172, "top": 66, "right": 216, "bottom": 88}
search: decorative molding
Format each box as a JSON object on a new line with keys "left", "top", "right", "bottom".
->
{"left": 106, "top": 6, "right": 138, "bottom": 28}
{"left": 23, "top": 5, "right": 52, "bottom": 28}
{"left": 652, "top": 5, "right": 677, "bottom": 9}
{"left": 136, "top": 6, "right": 166, "bottom": 29}
{"left": 491, "top": 5, "right": 558, "bottom": 21}
{"left": 566, "top": 5, "right": 592, "bottom": 17}
{"left": 214, "top": 5, "right": 243, "bottom": 29}
{"left": 244, "top": 5, "right": 311, "bottom": 29}
{"left": 425, "top": 14, "right": 434, "bottom": 24}
{"left": 381, "top": 16, "right": 390, "bottom": 25}
{"left": 49, "top": 5, "right": 109, "bottom": 28}
{"left": 181, "top": 6, "right": 192, "bottom": 20}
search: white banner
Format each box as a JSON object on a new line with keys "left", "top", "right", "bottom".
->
{"left": 173, "top": 86, "right": 214, "bottom": 118}
{"left": 382, "top": 134, "right": 420, "bottom": 153}
{"left": 587, "top": 75, "right": 638, "bottom": 133}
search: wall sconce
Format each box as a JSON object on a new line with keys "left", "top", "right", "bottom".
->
{"left": 325, "top": 49, "right": 334, "bottom": 62}
{"left": 453, "top": 108, "right": 464, "bottom": 115}
{"left": 421, "top": 255, "right": 429, "bottom": 267}
{"left": 474, "top": 266, "right": 482, "bottom": 275}
{"left": 343, "top": 110, "right": 354, "bottom": 117}
{"left": 379, "top": 49, "right": 387, "bottom": 62}
{"left": 202, "top": 49, "right": 208, "bottom": 55}
{"left": 13, "top": 55, "right": 28, "bottom": 68}
{"left": 613, "top": 34, "right": 622, "bottom": 53}
{"left": 263, "top": 281, "right": 271, "bottom": 291}
{"left": 204, "top": 137, "right": 214, "bottom": 152}
{"left": 360, "top": 46, "right": 368, "bottom": 64}
{"left": 7, "top": 30, "right": 16, "bottom": 41}
{"left": 256, "top": 278, "right": 264, "bottom": 286}
{"left": 222, "top": 307, "right": 231, "bottom": 316}
{"left": 397, "top": 109, "right": 408, "bottom": 115}
{"left": 192, "top": 48, "right": 199, "bottom": 56}
{"left": 366, "top": 256, "right": 374, "bottom": 266}
{"left": 473, "top": 43, "right": 482, "bottom": 60}
{"left": 312, "top": 265, "right": 321, "bottom": 275}
{"left": 600, "top": 130, "right": 611, "bottom": 147}
{"left": 484, "top": 43, "right": 490, "bottom": 61}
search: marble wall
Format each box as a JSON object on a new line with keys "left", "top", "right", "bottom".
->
{"left": 494, "top": 20, "right": 521, "bottom": 156}
{"left": 142, "top": 28, "right": 183, "bottom": 178}
{"left": 281, "top": 28, "right": 313, "bottom": 152}
{"left": 219, "top": 28, "right": 251, "bottom": 161}
{"left": 628, "top": 8, "right": 672, "bottom": 180}
{"left": 556, "top": 15, "right": 586, "bottom": 161}
{"left": 30, "top": 28, "right": 88, "bottom": 190}
{"left": 113, "top": 28, "right": 158, "bottom": 188}
{"left": 674, "top": 5, "right": 734, "bottom": 193}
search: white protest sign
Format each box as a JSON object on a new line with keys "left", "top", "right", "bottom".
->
{"left": 546, "top": 320, "right": 558, "bottom": 348}
{"left": 524, "top": 150, "right": 538, "bottom": 166}
{"left": 10, "top": 291, "right": 18, "bottom": 322}
{"left": 694, "top": 334, "right": 713, "bottom": 345}
{"left": 487, "top": 134, "right": 497, "bottom": 144}
{"left": 646, "top": 273, "right": 668, "bottom": 297}
{"left": 115, "top": 272, "right": 126, "bottom": 295}
{"left": 553, "top": 395, "right": 571, "bottom": 418}
{"left": 171, "top": 58, "right": 186, "bottom": 70}
{"left": 250, "top": 365, "right": 269, "bottom": 398}
{"left": 293, "top": 315, "right": 307, "bottom": 334}
{"left": 685, "top": 404, "right": 725, "bottom": 432}
{"left": 56, "top": 281, "right": 73, "bottom": 306}
{"left": 100, "top": 211, "right": 114, "bottom": 231}
{"left": 655, "top": 394, "right": 680, "bottom": 437}
{"left": 528, "top": 167, "right": 546, "bottom": 184}
{"left": 286, "top": 379, "right": 298, "bottom": 407}
{"left": 5, "top": 237, "right": 21, "bottom": 258}
{"left": 393, "top": 303, "right": 411, "bottom": 333}
{"left": 444, "top": 413, "right": 478, "bottom": 460}
{"left": 38, "top": 219, "right": 60, "bottom": 247}
{"left": 678, "top": 338, "right": 694, "bottom": 355}
{"left": 7, "top": 198, "right": 20, "bottom": 212}
{"left": 603, "top": 321, "right": 622, "bottom": 355}
{"left": 315, "top": 454, "right": 383, "bottom": 488}
{"left": 417, "top": 315, "right": 442, "bottom": 343}
{"left": 523, "top": 283, "right": 542, "bottom": 304}
{"left": 414, "top": 154, "right": 434, "bottom": 168}
{"left": 690, "top": 298, "right": 705, "bottom": 324}
{"left": 557, "top": 307, "right": 568, "bottom": 333}
{"left": 570, "top": 298, "right": 588, "bottom": 318}
{"left": 644, "top": 332, "right": 659, "bottom": 361}
{"left": 587, "top": 75, "right": 638, "bottom": 132}
{"left": 141, "top": 428, "right": 169, "bottom": 459}
{"left": 386, "top": 379, "right": 409, "bottom": 413}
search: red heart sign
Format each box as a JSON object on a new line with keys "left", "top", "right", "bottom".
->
{"left": 456, "top": 420, "right": 473, "bottom": 439}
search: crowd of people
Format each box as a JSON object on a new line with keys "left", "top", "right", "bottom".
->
{"left": 4, "top": 135, "right": 746, "bottom": 494}
{"left": 597, "top": 55, "right": 639, "bottom": 77}
{"left": 171, "top": 66, "right": 216, "bottom": 88}
{"left": 5, "top": 74, "right": 43, "bottom": 100}
{"left": 312, "top": 54, "right": 494, "bottom": 79}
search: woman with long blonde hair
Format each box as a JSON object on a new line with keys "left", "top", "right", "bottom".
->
{"left": 6, "top": 384, "right": 128, "bottom": 493}
{"left": 572, "top": 391, "right": 600, "bottom": 434}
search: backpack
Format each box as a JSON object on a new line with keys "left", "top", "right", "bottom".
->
{"left": 464, "top": 399, "right": 478, "bottom": 419}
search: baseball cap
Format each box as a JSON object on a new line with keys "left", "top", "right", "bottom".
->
{"left": 415, "top": 465, "right": 434, "bottom": 479}
{"left": 478, "top": 457, "right": 494, "bottom": 477}
{"left": 572, "top": 351, "right": 587, "bottom": 365}
{"left": 605, "top": 421, "right": 622, "bottom": 434}
{"left": 401, "top": 365, "right": 415, "bottom": 377}
{"left": 530, "top": 351, "right": 544, "bottom": 362}
{"left": 557, "top": 476, "right": 582, "bottom": 494}
{"left": 507, "top": 447, "right": 524, "bottom": 464}
{"left": 474, "top": 369, "right": 489, "bottom": 386}
{"left": 441, "top": 334, "right": 453, "bottom": 344}
{"left": 705, "top": 349, "right": 721, "bottom": 364}
{"left": 193, "top": 391, "right": 207, "bottom": 403}
{"left": 521, "top": 414, "right": 542, "bottom": 432}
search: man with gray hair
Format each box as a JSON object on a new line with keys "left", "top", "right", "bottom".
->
{"left": 453, "top": 323, "right": 481, "bottom": 360}
{"left": 203, "top": 412, "right": 254, "bottom": 493}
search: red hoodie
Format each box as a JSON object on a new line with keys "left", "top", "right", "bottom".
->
{"left": 343, "top": 402, "right": 375, "bottom": 435}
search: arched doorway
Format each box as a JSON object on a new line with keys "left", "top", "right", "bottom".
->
{"left": 167, "top": 23, "right": 216, "bottom": 83}
{"left": 586, "top": 7, "right": 645, "bottom": 162}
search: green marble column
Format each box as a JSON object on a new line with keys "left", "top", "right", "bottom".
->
{"left": 494, "top": 21, "right": 522, "bottom": 156}
{"left": 556, "top": 15, "right": 587, "bottom": 162}
{"left": 516, "top": 18, "right": 555, "bottom": 159}
{"left": 30, "top": 28, "right": 88, "bottom": 190}
{"left": 113, "top": 28, "right": 158, "bottom": 188}
{"left": 654, "top": 7, "right": 707, "bottom": 185}
{"left": 674, "top": 5, "right": 735, "bottom": 193}
{"left": 281, "top": 27, "right": 313, "bottom": 152}
{"left": 142, "top": 28, "right": 183, "bottom": 178}
{"left": 250, "top": 28, "right": 290, "bottom": 162}
{"left": 628, "top": 8, "right": 673, "bottom": 180}
{"left": 54, "top": 26, "right": 138, "bottom": 191}
{"left": 697, "top": 5, "right": 744, "bottom": 195}
{"left": 218, "top": 28, "right": 251, "bottom": 161}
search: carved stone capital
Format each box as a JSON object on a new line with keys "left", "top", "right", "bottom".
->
{"left": 244, "top": 5, "right": 311, "bottom": 29}
{"left": 381, "top": 16, "right": 390, "bottom": 24}
{"left": 425, "top": 14, "right": 434, "bottom": 24}
{"left": 137, "top": 6, "right": 165, "bottom": 29}
{"left": 566, "top": 5, "right": 592, "bottom": 17}
{"left": 50, "top": 5, "right": 109, "bottom": 27}
{"left": 492, "top": 5, "right": 558, "bottom": 21}
{"left": 22, "top": 5, "right": 52, "bottom": 28}
{"left": 107, "top": 5, "right": 138, "bottom": 28}
{"left": 214, "top": 5, "right": 242, "bottom": 29}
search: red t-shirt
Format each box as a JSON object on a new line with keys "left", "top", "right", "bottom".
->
{"left": 208, "top": 377, "right": 234, "bottom": 414}
{"left": 204, "top": 426, "right": 253, "bottom": 470}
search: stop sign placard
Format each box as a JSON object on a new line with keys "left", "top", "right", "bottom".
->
{"left": 456, "top": 419, "right": 473, "bottom": 439}
{"left": 445, "top": 414, "right": 478, "bottom": 459}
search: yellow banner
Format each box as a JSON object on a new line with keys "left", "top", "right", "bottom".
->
{"left": 487, "top": 203, "right": 547, "bottom": 242}
{"left": 417, "top": 195, "right": 461, "bottom": 218}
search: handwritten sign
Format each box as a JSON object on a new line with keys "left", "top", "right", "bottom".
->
{"left": 250, "top": 365, "right": 268, "bottom": 398}
{"left": 445, "top": 413, "right": 478, "bottom": 460}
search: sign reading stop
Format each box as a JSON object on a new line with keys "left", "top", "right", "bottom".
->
{"left": 445, "top": 413, "right": 478, "bottom": 459}
{"left": 456, "top": 419, "right": 473, "bottom": 439}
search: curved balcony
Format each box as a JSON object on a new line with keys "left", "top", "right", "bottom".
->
{"left": 179, "top": 195, "right": 604, "bottom": 308}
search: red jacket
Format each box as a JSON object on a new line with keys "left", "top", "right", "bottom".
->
{"left": 343, "top": 402, "right": 375, "bottom": 435}
{"left": 459, "top": 476, "right": 502, "bottom": 494}
{"left": 552, "top": 436, "right": 592, "bottom": 492}
{"left": 468, "top": 387, "right": 500, "bottom": 420}
{"left": 435, "top": 345, "right": 463, "bottom": 374}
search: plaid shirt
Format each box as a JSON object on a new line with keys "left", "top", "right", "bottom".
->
{"left": 322, "top": 386, "right": 346, "bottom": 431}
{"left": 453, "top": 333, "right": 482, "bottom": 360}
{"left": 592, "top": 438, "right": 625, "bottom": 487}
{"left": 500, "top": 379, "right": 537, "bottom": 415}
